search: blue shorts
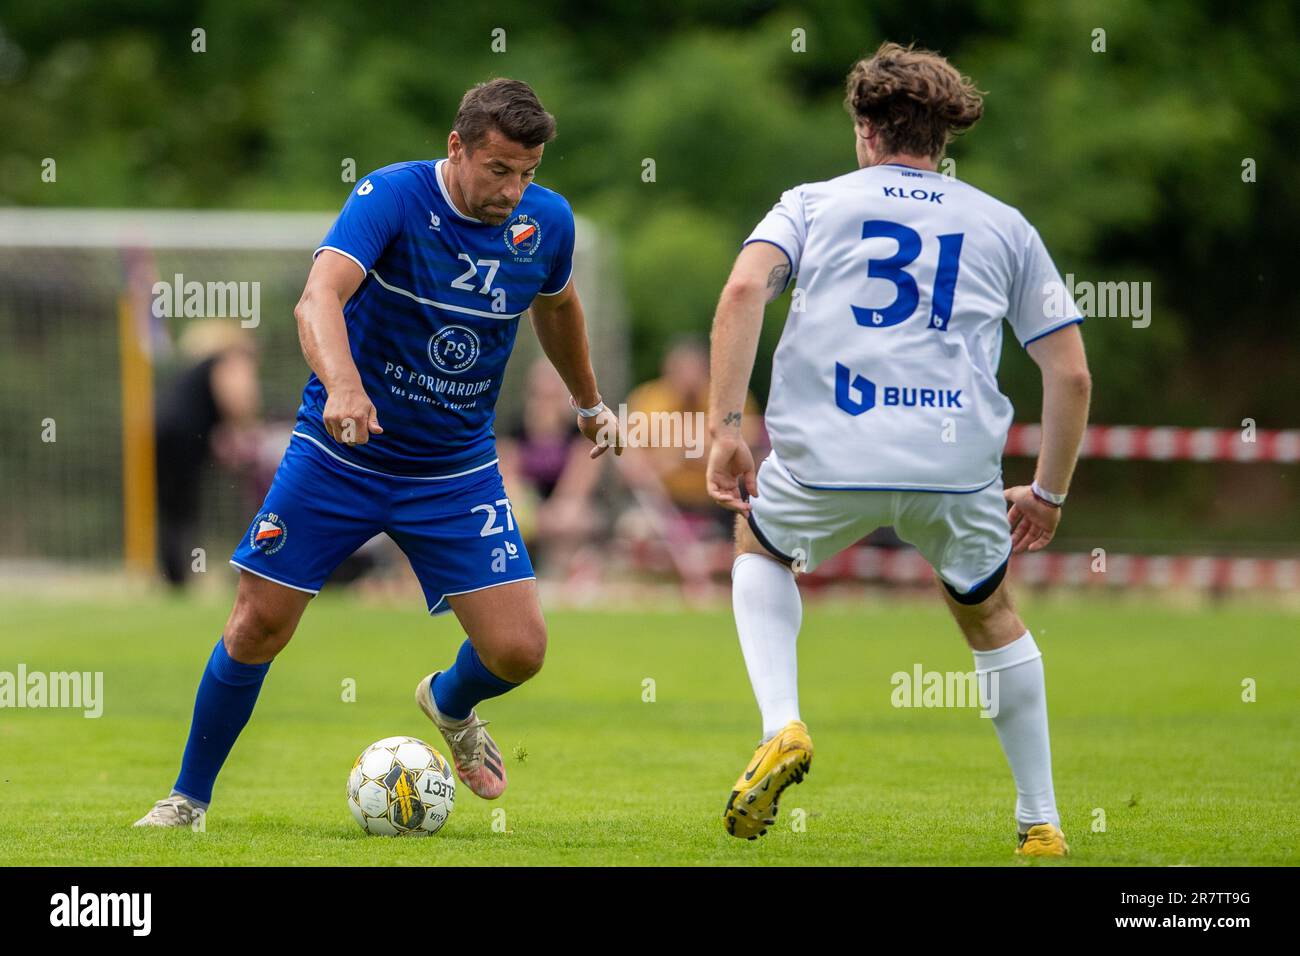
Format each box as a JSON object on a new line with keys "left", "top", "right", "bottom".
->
{"left": 230, "top": 432, "right": 535, "bottom": 614}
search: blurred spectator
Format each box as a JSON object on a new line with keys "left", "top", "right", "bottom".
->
{"left": 155, "top": 320, "right": 261, "bottom": 587}
{"left": 497, "top": 359, "right": 606, "bottom": 579}
{"left": 623, "top": 336, "right": 764, "bottom": 538}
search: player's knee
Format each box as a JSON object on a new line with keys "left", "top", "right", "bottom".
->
{"left": 951, "top": 598, "right": 1019, "bottom": 650}
{"left": 512, "top": 623, "right": 548, "bottom": 679}
{"left": 482, "top": 622, "right": 547, "bottom": 683}
{"left": 960, "top": 611, "right": 1022, "bottom": 651}
{"left": 944, "top": 581, "right": 1023, "bottom": 650}
{"left": 224, "top": 595, "right": 296, "bottom": 662}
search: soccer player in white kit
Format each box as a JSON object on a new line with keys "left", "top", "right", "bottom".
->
{"left": 706, "top": 43, "right": 1091, "bottom": 856}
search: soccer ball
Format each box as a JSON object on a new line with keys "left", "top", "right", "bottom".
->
{"left": 347, "top": 736, "right": 456, "bottom": 836}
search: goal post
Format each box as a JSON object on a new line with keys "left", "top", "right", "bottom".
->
{"left": 0, "top": 207, "right": 627, "bottom": 574}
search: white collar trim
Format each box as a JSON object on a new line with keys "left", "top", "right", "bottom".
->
{"left": 435, "top": 159, "right": 484, "bottom": 223}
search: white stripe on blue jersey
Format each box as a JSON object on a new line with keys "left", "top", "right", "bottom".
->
{"left": 300, "top": 159, "right": 576, "bottom": 478}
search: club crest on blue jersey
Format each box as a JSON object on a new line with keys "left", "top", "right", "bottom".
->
{"left": 427, "top": 325, "right": 481, "bottom": 374}
{"left": 298, "top": 159, "right": 576, "bottom": 477}
{"left": 503, "top": 214, "right": 541, "bottom": 259}
{"left": 249, "top": 512, "right": 288, "bottom": 555}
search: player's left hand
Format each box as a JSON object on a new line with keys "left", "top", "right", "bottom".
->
{"left": 1004, "top": 484, "right": 1061, "bottom": 553}
{"left": 576, "top": 404, "right": 623, "bottom": 458}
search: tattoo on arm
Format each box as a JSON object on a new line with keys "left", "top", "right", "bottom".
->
{"left": 766, "top": 263, "right": 790, "bottom": 298}
{"left": 722, "top": 411, "right": 743, "bottom": 428}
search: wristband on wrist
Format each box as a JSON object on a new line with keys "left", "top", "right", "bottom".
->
{"left": 570, "top": 396, "right": 607, "bottom": 419}
{"left": 1031, "top": 479, "right": 1067, "bottom": 507}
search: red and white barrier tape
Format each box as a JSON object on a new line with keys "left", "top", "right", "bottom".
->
{"left": 653, "top": 542, "right": 1299, "bottom": 590}
{"left": 1005, "top": 425, "right": 1300, "bottom": 463}
{"left": 803, "top": 547, "right": 1300, "bottom": 590}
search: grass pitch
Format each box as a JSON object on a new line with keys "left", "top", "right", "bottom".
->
{"left": 0, "top": 591, "right": 1295, "bottom": 866}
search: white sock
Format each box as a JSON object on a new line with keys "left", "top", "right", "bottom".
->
{"left": 731, "top": 552, "right": 802, "bottom": 740}
{"left": 972, "top": 631, "right": 1060, "bottom": 832}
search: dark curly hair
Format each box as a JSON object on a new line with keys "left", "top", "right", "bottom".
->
{"left": 845, "top": 42, "right": 984, "bottom": 158}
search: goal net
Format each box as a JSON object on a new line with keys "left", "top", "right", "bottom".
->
{"left": 0, "top": 208, "right": 627, "bottom": 575}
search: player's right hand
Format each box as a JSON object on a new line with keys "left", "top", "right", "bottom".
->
{"left": 1004, "top": 484, "right": 1061, "bottom": 553}
{"left": 707, "top": 434, "right": 757, "bottom": 514}
{"left": 324, "top": 384, "right": 384, "bottom": 445}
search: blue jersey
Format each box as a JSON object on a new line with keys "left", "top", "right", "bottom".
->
{"left": 297, "top": 159, "right": 576, "bottom": 477}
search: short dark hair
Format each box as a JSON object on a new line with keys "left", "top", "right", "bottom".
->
{"left": 453, "top": 78, "right": 556, "bottom": 151}
{"left": 845, "top": 42, "right": 984, "bottom": 158}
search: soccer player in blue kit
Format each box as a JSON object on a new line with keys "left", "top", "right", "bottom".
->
{"left": 136, "top": 79, "right": 622, "bottom": 827}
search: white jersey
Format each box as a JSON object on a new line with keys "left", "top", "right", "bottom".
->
{"left": 747, "top": 163, "right": 1082, "bottom": 492}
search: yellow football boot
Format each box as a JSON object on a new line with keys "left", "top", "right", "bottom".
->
{"left": 723, "top": 720, "right": 813, "bottom": 840}
{"left": 1015, "top": 823, "right": 1070, "bottom": 857}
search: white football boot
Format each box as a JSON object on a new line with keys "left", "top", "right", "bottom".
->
{"left": 134, "top": 794, "right": 206, "bottom": 829}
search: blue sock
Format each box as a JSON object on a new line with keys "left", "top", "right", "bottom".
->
{"left": 431, "top": 639, "right": 518, "bottom": 720}
{"left": 172, "top": 637, "right": 271, "bottom": 806}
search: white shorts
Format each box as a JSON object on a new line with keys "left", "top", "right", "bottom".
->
{"left": 746, "top": 450, "right": 1012, "bottom": 599}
